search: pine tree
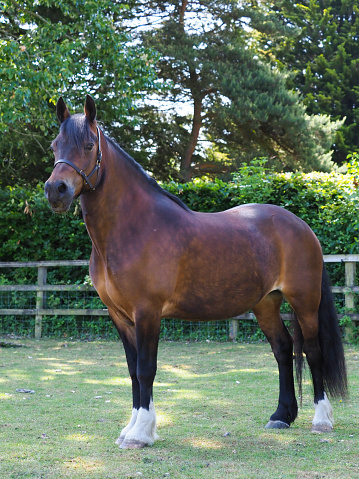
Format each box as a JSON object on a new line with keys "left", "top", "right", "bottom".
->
{"left": 272, "top": 0, "right": 359, "bottom": 165}
{"left": 124, "top": 0, "right": 342, "bottom": 179}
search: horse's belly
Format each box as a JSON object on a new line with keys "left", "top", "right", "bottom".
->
{"left": 162, "top": 279, "right": 264, "bottom": 321}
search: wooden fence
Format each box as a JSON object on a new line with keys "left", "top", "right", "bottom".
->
{"left": 0, "top": 255, "right": 358, "bottom": 340}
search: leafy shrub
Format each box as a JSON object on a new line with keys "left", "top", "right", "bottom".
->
{"left": 165, "top": 157, "right": 359, "bottom": 256}
{"left": 2, "top": 159, "right": 359, "bottom": 266}
{"left": 0, "top": 184, "right": 91, "bottom": 283}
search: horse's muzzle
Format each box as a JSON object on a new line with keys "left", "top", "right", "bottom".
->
{"left": 44, "top": 179, "right": 75, "bottom": 213}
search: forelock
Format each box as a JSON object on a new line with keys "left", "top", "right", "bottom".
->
{"left": 60, "top": 114, "right": 93, "bottom": 150}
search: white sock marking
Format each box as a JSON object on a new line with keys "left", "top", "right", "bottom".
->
{"left": 121, "top": 400, "right": 158, "bottom": 446}
{"left": 312, "top": 392, "right": 334, "bottom": 428}
{"left": 116, "top": 408, "right": 139, "bottom": 444}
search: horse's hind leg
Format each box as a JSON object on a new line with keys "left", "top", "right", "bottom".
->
{"left": 302, "top": 332, "right": 334, "bottom": 433}
{"left": 291, "top": 309, "right": 334, "bottom": 433}
{"left": 252, "top": 291, "right": 298, "bottom": 429}
{"left": 285, "top": 285, "right": 336, "bottom": 434}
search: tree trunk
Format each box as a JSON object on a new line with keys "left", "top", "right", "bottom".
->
{"left": 179, "top": 0, "right": 188, "bottom": 23}
{"left": 180, "top": 95, "right": 203, "bottom": 181}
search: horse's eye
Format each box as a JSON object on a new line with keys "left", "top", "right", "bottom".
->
{"left": 85, "top": 143, "right": 94, "bottom": 151}
{"left": 49, "top": 145, "right": 54, "bottom": 153}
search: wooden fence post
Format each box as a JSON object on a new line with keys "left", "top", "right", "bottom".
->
{"left": 35, "top": 266, "right": 47, "bottom": 340}
{"left": 345, "top": 261, "right": 356, "bottom": 342}
{"left": 230, "top": 318, "right": 239, "bottom": 341}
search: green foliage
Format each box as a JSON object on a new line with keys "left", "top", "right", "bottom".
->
{"left": 166, "top": 178, "right": 234, "bottom": 212}
{"left": 1, "top": 0, "right": 347, "bottom": 184}
{"left": 122, "top": 0, "right": 341, "bottom": 179}
{"left": 115, "top": 105, "right": 190, "bottom": 182}
{"left": 165, "top": 158, "right": 359, "bottom": 255}
{"left": 272, "top": 0, "right": 359, "bottom": 165}
{"left": 0, "top": 0, "right": 160, "bottom": 186}
{"left": 0, "top": 183, "right": 91, "bottom": 286}
{"left": 2, "top": 158, "right": 359, "bottom": 267}
{"left": 0, "top": 184, "right": 91, "bottom": 263}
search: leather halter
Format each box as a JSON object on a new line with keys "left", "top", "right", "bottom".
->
{"left": 54, "top": 126, "right": 102, "bottom": 192}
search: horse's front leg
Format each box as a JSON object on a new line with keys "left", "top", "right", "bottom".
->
{"left": 110, "top": 313, "right": 140, "bottom": 447}
{"left": 120, "top": 310, "right": 161, "bottom": 449}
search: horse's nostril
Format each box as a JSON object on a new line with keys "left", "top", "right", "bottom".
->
{"left": 57, "top": 181, "right": 67, "bottom": 195}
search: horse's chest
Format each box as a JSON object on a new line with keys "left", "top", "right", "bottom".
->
{"left": 90, "top": 255, "right": 136, "bottom": 317}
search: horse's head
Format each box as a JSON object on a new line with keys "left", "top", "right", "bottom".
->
{"left": 44, "top": 95, "right": 102, "bottom": 213}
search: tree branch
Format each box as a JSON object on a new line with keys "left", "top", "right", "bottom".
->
{"left": 7, "top": 0, "right": 76, "bottom": 42}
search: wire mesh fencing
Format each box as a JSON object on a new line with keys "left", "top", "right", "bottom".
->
{"left": 0, "top": 257, "right": 358, "bottom": 342}
{"left": 0, "top": 284, "right": 264, "bottom": 341}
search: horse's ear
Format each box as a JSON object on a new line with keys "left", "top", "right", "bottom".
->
{"left": 84, "top": 95, "right": 97, "bottom": 123}
{"left": 56, "top": 97, "right": 71, "bottom": 124}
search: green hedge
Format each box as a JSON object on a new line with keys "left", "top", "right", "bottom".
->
{"left": 166, "top": 159, "right": 359, "bottom": 256}
{"left": 1, "top": 158, "right": 359, "bottom": 265}
{"left": 0, "top": 184, "right": 91, "bottom": 263}
{"left": 0, "top": 184, "right": 91, "bottom": 284}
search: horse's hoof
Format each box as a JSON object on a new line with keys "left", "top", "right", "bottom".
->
{"left": 115, "top": 436, "right": 125, "bottom": 446}
{"left": 120, "top": 439, "right": 148, "bottom": 449}
{"left": 311, "top": 424, "right": 333, "bottom": 434}
{"left": 265, "top": 420, "right": 290, "bottom": 429}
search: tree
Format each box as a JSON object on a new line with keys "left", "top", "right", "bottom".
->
{"left": 271, "top": 0, "right": 359, "bottom": 165}
{"left": 124, "top": 0, "right": 342, "bottom": 180}
{"left": 115, "top": 105, "right": 192, "bottom": 181}
{"left": 0, "top": 0, "right": 160, "bottom": 186}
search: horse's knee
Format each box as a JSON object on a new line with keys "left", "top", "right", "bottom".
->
{"left": 274, "top": 338, "right": 292, "bottom": 356}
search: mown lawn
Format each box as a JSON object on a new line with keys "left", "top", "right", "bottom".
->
{"left": 0, "top": 339, "right": 358, "bottom": 478}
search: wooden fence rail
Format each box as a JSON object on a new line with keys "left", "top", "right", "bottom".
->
{"left": 0, "top": 256, "right": 358, "bottom": 339}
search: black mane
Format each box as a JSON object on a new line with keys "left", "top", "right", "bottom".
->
{"left": 105, "top": 136, "right": 191, "bottom": 212}
{"left": 61, "top": 114, "right": 191, "bottom": 212}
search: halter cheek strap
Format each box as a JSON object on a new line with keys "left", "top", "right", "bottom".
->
{"left": 54, "top": 126, "right": 102, "bottom": 192}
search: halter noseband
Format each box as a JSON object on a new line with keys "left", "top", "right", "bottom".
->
{"left": 54, "top": 126, "right": 102, "bottom": 192}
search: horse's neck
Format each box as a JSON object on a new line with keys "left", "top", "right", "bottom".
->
{"left": 80, "top": 141, "right": 155, "bottom": 246}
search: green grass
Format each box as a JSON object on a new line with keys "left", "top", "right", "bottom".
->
{"left": 0, "top": 340, "right": 358, "bottom": 478}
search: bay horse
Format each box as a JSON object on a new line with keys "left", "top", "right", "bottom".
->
{"left": 45, "top": 95, "right": 347, "bottom": 449}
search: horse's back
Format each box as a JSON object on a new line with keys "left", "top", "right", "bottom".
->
{"left": 191, "top": 203, "right": 321, "bottom": 258}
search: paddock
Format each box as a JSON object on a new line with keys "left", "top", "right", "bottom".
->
{"left": 0, "top": 340, "right": 358, "bottom": 478}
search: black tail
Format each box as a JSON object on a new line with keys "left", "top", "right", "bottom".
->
{"left": 293, "top": 264, "right": 348, "bottom": 399}
{"left": 318, "top": 265, "right": 348, "bottom": 398}
{"left": 293, "top": 312, "right": 304, "bottom": 402}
